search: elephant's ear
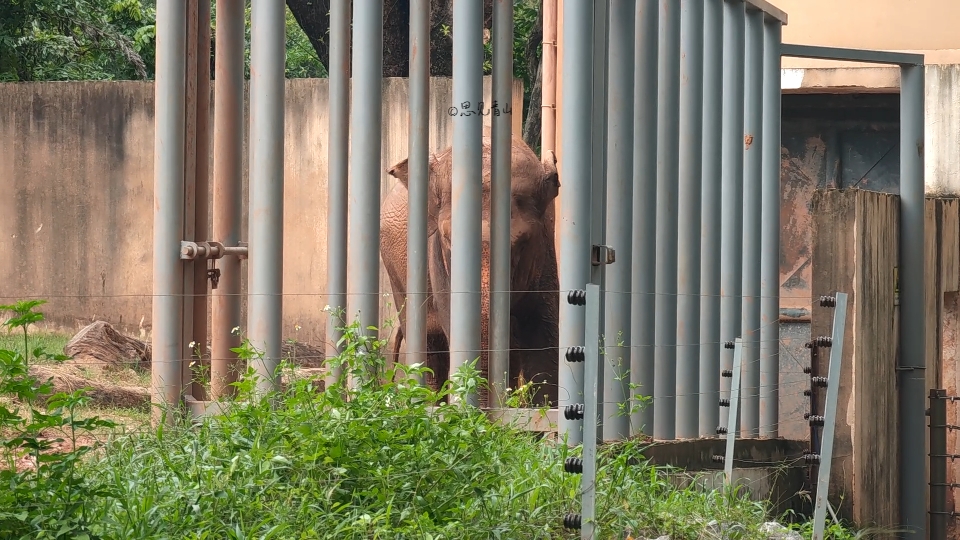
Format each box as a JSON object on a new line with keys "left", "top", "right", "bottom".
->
{"left": 539, "top": 150, "right": 561, "bottom": 203}
{"left": 387, "top": 158, "right": 410, "bottom": 187}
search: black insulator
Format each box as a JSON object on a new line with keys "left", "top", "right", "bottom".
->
{"left": 565, "top": 346, "right": 585, "bottom": 363}
{"left": 564, "top": 457, "right": 583, "bottom": 474}
{"left": 804, "top": 341, "right": 814, "bottom": 349}
{"left": 803, "top": 389, "right": 812, "bottom": 397}
{"left": 719, "top": 398, "right": 730, "bottom": 407}
{"left": 808, "top": 415, "right": 825, "bottom": 427}
{"left": 813, "top": 336, "right": 833, "bottom": 347}
{"left": 721, "top": 369, "right": 733, "bottom": 378}
{"left": 819, "top": 295, "right": 837, "bottom": 307}
{"left": 803, "top": 412, "right": 813, "bottom": 420}
{"left": 712, "top": 455, "right": 725, "bottom": 463}
{"left": 716, "top": 426, "right": 728, "bottom": 435}
{"left": 563, "top": 514, "right": 582, "bottom": 530}
{"left": 803, "top": 453, "right": 821, "bottom": 464}
{"left": 567, "top": 289, "right": 587, "bottom": 306}
{"left": 803, "top": 366, "right": 812, "bottom": 374}
{"left": 564, "top": 403, "right": 585, "bottom": 420}
{"left": 724, "top": 341, "right": 735, "bottom": 350}
{"left": 811, "top": 376, "right": 829, "bottom": 387}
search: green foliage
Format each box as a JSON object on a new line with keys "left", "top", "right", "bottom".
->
{"left": 0, "top": 299, "right": 867, "bottom": 538}
{"left": 0, "top": 0, "right": 156, "bottom": 82}
{"left": 0, "top": 299, "right": 117, "bottom": 539}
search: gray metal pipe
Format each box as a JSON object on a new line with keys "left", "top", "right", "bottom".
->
{"left": 718, "top": 0, "right": 745, "bottom": 434}
{"left": 740, "top": 7, "right": 763, "bottom": 438}
{"left": 210, "top": 0, "right": 245, "bottom": 400}
{"left": 899, "top": 62, "right": 927, "bottom": 540}
{"left": 151, "top": 0, "right": 186, "bottom": 422}
{"left": 248, "top": 0, "right": 286, "bottom": 395}
{"left": 698, "top": 0, "right": 724, "bottom": 438}
{"left": 602, "top": 0, "right": 631, "bottom": 441}
{"left": 759, "top": 17, "right": 782, "bottom": 439}
{"left": 405, "top": 0, "right": 428, "bottom": 386}
{"left": 653, "top": 0, "right": 681, "bottom": 441}
{"left": 630, "top": 0, "right": 659, "bottom": 438}
{"left": 489, "top": 0, "right": 513, "bottom": 405}
{"left": 449, "top": 0, "right": 483, "bottom": 406}
{"left": 675, "top": 0, "right": 704, "bottom": 441}
{"left": 192, "top": 0, "right": 211, "bottom": 402}
{"left": 558, "top": 0, "right": 593, "bottom": 445}
{"left": 347, "top": 1, "right": 384, "bottom": 365}
{"left": 324, "top": 0, "right": 350, "bottom": 388}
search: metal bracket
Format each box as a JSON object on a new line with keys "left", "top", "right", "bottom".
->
{"left": 590, "top": 245, "right": 615, "bottom": 266}
{"left": 180, "top": 240, "right": 249, "bottom": 261}
{"left": 811, "top": 292, "right": 848, "bottom": 540}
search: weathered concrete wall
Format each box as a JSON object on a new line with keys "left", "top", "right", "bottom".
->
{"left": 0, "top": 77, "right": 524, "bottom": 349}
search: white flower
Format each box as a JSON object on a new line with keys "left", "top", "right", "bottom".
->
{"left": 188, "top": 341, "right": 196, "bottom": 349}
{"left": 323, "top": 305, "right": 331, "bottom": 312}
{"left": 295, "top": 324, "right": 302, "bottom": 332}
{"left": 231, "top": 326, "right": 240, "bottom": 335}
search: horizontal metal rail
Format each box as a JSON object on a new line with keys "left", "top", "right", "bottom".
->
{"left": 781, "top": 43, "right": 924, "bottom": 66}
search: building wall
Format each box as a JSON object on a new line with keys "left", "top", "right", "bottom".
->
{"left": 0, "top": 78, "right": 524, "bottom": 348}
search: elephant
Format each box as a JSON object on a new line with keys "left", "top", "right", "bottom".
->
{"left": 378, "top": 132, "right": 561, "bottom": 408}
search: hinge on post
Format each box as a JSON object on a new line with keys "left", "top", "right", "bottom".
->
{"left": 591, "top": 245, "right": 615, "bottom": 266}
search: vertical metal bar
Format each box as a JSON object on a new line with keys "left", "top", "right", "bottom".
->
{"left": 718, "top": 0, "right": 745, "bottom": 434}
{"left": 181, "top": 0, "right": 199, "bottom": 398}
{"left": 247, "top": 0, "right": 286, "bottom": 394}
{"left": 152, "top": 0, "right": 187, "bottom": 422}
{"left": 676, "top": 0, "right": 704, "bottom": 440}
{"left": 812, "top": 292, "right": 848, "bottom": 540}
{"left": 192, "top": 0, "right": 211, "bottom": 401}
{"left": 759, "top": 17, "right": 782, "bottom": 439}
{"left": 740, "top": 6, "right": 763, "bottom": 438}
{"left": 325, "top": 0, "right": 351, "bottom": 388}
{"left": 210, "top": 0, "right": 244, "bottom": 400}
{"left": 631, "top": 0, "right": 659, "bottom": 438}
{"left": 406, "top": 0, "right": 428, "bottom": 385}
{"left": 723, "top": 338, "right": 744, "bottom": 485}
{"left": 899, "top": 62, "right": 927, "bottom": 540}
{"left": 581, "top": 284, "right": 604, "bottom": 539}
{"left": 602, "top": 0, "right": 633, "bottom": 441}
{"left": 699, "top": 0, "right": 724, "bottom": 438}
{"left": 930, "top": 389, "right": 947, "bottom": 540}
{"left": 449, "top": 0, "right": 483, "bottom": 406}
{"left": 591, "top": 0, "right": 609, "bottom": 442}
{"left": 489, "top": 0, "right": 513, "bottom": 405}
{"left": 558, "top": 0, "right": 593, "bottom": 446}
{"left": 542, "top": 0, "right": 558, "bottom": 155}
{"left": 347, "top": 0, "right": 384, "bottom": 364}
{"left": 653, "top": 0, "right": 681, "bottom": 441}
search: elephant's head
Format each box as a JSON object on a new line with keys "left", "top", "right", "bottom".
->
{"left": 386, "top": 133, "right": 560, "bottom": 404}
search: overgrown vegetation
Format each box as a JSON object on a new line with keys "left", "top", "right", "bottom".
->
{"left": 0, "top": 299, "right": 867, "bottom": 539}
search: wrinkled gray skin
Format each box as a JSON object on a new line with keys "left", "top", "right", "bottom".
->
{"left": 379, "top": 133, "right": 560, "bottom": 407}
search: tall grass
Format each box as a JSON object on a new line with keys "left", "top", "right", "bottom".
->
{"left": 0, "top": 300, "right": 865, "bottom": 539}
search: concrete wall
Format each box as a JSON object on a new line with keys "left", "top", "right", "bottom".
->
{"left": 0, "top": 77, "right": 524, "bottom": 348}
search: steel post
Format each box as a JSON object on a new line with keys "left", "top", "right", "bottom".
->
{"left": 449, "top": 0, "right": 483, "bottom": 406}
{"left": 676, "top": 0, "right": 704, "bottom": 440}
{"left": 759, "top": 17, "right": 782, "bottom": 439}
{"left": 811, "top": 293, "right": 848, "bottom": 540}
{"left": 930, "top": 389, "right": 947, "bottom": 540}
{"left": 181, "top": 0, "right": 199, "bottom": 397}
{"left": 489, "top": 0, "right": 513, "bottom": 405}
{"left": 602, "top": 0, "right": 634, "bottom": 441}
{"left": 653, "top": 0, "right": 681, "bottom": 441}
{"left": 210, "top": 0, "right": 245, "bottom": 400}
{"left": 898, "top": 62, "right": 927, "bottom": 540}
{"left": 325, "top": 0, "right": 351, "bottom": 387}
{"left": 630, "top": 0, "right": 659, "bottom": 438}
{"left": 347, "top": 1, "right": 384, "bottom": 358}
{"left": 190, "top": 0, "right": 211, "bottom": 401}
{"left": 723, "top": 338, "right": 744, "bottom": 485}
{"left": 740, "top": 7, "right": 763, "bottom": 438}
{"left": 247, "top": 0, "right": 286, "bottom": 394}
{"left": 406, "top": 0, "right": 428, "bottom": 384}
{"left": 152, "top": 0, "right": 187, "bottom": 423}
{"left": 558, "top": 0, "right": 594, "bottom": 445}
{"left": 718, "top": 0, "right": 745, "bottom": 434}
{"left": 699, "top": 0, "right": 724, "bottom": 438}
{"left": 580, "top": 284, "right": 604, "bottom": 538}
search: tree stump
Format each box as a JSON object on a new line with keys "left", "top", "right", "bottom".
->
{"left": 64, "top": 321, "right": 151, "bottom": 370}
